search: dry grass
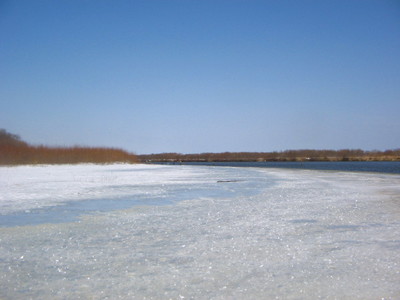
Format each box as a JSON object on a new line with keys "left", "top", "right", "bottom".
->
{"left": 0, "top": 144, "right": 137, "bottom": 165}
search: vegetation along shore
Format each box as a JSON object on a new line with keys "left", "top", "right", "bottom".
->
{"left": 138, "top": 149, "right": 400, "bottom": 163}
{"left": 0, "top": 129, "right": 138, "bottom": 165}
{"left": 1, "top": 129, "right": 399, "bottom": 165}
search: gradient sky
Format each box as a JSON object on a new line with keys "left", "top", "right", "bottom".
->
{"left": 1, "top": 0, "right": 399, "bottom": 154}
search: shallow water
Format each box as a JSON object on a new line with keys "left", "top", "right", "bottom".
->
{"left": 0, "top": 164, "right": 399, "bottom": 299}
{"left": 175, "top": 161, "right": 400, "bottom": 174}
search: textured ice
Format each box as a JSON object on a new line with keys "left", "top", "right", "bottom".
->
{"left": 0, "top": 164, "right": 399, "bottom": 299}
{"left": 0, "top": 164, "right": 272, "bottom": 226}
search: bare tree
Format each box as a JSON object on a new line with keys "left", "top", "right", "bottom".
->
{"left": 0, "top": 129, "right": 28, "bottom": 146}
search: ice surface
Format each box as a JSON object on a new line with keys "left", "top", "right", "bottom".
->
{"left": 0, "top": 164, "right": 272, "bottom": 217}
{"left": 0, "top": 164, "right": 399, "bottom": 299}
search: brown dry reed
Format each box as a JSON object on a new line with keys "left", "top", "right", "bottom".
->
{"left": 0, "top": 129, "right": 137, "bottom": 165}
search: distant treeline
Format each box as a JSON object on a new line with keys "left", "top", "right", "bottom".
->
{"left": 0, "top": 129, "right": 137, "bottom": 165}
{"left": 139, "top": 149, "right": 400, "bottom": 163}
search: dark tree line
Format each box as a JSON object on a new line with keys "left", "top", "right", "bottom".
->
{"left": 139, "top": 149, "right": 400, "bottom": 163}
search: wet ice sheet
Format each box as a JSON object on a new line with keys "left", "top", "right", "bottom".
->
{"left": 0, "top": 165, "right": 399, "bottom": 299}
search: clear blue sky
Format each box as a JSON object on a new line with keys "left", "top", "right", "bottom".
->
{"left": 1, "top": 0, "right": 399, "bottom": 154}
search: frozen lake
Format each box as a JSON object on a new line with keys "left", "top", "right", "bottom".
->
{"left": 0, "top": 164, "right": 399, "bottom": 299}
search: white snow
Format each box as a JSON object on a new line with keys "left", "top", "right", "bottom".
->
{"left": 0, "top": 164, "right": 266, "bottom": 215}
{"left": 0, "top": 164, "right": 399, "bottom": 299}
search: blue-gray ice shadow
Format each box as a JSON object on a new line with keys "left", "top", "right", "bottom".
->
{"left": 0, "top": 177, "right": 274, "bottom": 227}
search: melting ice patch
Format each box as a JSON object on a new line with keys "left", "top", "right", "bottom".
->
{"left": 0, "top": 164, "right": 399, "bottom": 299}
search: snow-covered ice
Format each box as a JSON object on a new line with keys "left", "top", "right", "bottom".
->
{"left": 0, "top": 164, "right": 399, "bottom": 299}
{"left": 0, "top": 164, "right": 271, "bottom": 217}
